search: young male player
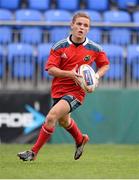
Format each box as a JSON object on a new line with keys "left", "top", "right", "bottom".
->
{"left": 17, "top": 12, "right": 110, "bottom": 161}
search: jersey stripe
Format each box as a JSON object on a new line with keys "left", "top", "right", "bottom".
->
{"left": 52, "top": 39, "right": 69, "bottom": 50}
{"left": 85, "top": 40, "right": 103, "bottom": 52}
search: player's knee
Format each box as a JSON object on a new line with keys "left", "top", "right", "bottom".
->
{"left": 45, "top": 112, "right": 57, "bottom": 127}
{"left": 59, "top": 118, "right": 70, "bottom": 128}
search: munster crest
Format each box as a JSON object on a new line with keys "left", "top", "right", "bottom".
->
{"left": 84, "top": 55, "right": 91, "bottom": 61}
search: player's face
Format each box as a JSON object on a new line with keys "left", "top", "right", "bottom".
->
{"left": 71, "top": 17, "right": 90, "bottom": 42}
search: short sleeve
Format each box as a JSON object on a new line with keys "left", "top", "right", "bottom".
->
{"left": 45, "top": 49, "right": 61, "bottom": 70}
{"left": 95, "top": 51, "right": 110, "bottom": 68}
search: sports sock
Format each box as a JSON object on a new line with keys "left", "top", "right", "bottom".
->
{"left": 31, "top": 124, "right": 54, "bottom": 154}
{"left": 65, "top": 118, "right": 83, "bottom": 145}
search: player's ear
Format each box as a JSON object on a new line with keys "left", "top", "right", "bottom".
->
{"left": 70, "top": 22, "right": 73, "bottom": 30}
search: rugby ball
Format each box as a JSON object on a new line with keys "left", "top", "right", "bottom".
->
{"left": 78, "top": 64, "right": 96, "bottom": 92}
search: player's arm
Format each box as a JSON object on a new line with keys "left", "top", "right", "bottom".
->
{"left": 95, "top": 64, "right": 110, "bottom": 79}
{"left": 48, "top": 66, "right": 82, "bottom": 85}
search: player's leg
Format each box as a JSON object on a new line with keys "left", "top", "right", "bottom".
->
{"left": 58, "top": 96, "right": 89, "bottom": 160}
{"left": 17, "top": 99, "right": 71, "bottom": 161}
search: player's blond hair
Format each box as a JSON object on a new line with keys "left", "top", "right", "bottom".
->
{"left": 72, "top": 12, "right": 91, "bottom": 24}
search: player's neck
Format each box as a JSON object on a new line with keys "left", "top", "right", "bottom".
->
{"left": 71, "top": 34, "right": 85, "bottom": 44}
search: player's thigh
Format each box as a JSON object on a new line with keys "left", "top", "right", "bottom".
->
{"left": 48, "top": 99, "right": 71, "bottom": 121}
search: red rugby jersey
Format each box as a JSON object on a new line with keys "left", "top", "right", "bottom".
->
{"left": 45, "top": 36, "right": 109, "bottom": 103}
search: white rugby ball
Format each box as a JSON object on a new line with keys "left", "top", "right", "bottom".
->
{"left": 78, "top": 64, "right": 96, "bottom": 92}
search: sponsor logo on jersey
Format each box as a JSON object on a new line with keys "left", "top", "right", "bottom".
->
{"left": 84, "top": 55, "right": 91, "bottom": 61}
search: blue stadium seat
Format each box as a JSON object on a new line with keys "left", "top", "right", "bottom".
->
{"left": 133, "top": 12, "right": 139, "bottom": 30}
{"left": 110, "top": 28, "right": 131, "bottom": 46}
{"left": 21, "top": 27, "right": 42, "bottom": 45}
{"left": 133, "top": 12, "right": 139, "bottom": 23}
{"left": 0, "top": 27, "right": 12, "bottom": 44}
{"left": 0, "top": 46, "right": 5, "bottom": 78}
{"left": 86, "top": 0, "right": 109, "bottom": 11}
{"left": 127, "top": 45, "right": 139, "bottom": 79}
{"left": 87, "top": 28, "right": 102, "bottom": 43}
{"left": 79, "top": 10, "right": 102, "bottom": 22}
{"left": 102, "top": 44, "right": 124, "bottom": 80}
{"left": 0, "top": 9, "right": 13, "bottom": 20}
{"left": 15, "top": 9, "right": 42, "bottom": 21}
{"left": 8, "top": 43, "right": 35, "bottom": 79}
{"left": 28, "top": 0, "right": 50, "bottom": 10}
{"left": 0, "top": 0, "right": 21, "bottom": 10}
{"left": 49, "top": 27, "right": 69, "bottom": 43}
{"left": 56, "top": 0, "right": 79, "bottom": 11}
{"left": 37, "top": 43, "right": 53, "bottom": 80}
{"left": 117, "top": 0, "right": 138, "bottom": 9}
{"left": 104, "top": 10, "right": 131, "bottom": 23}
{"left": 44, "top": 10, "right": 72, "bottom": 22}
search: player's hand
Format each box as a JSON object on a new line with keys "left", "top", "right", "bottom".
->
{"left": 71, "top": 65, "right": 83, "bottom": 86}
{"left": 95, "top": 73, "right": 99, "bottom": 88}
{"left": 86, "top": 86, "right": 94, "bottom": 93}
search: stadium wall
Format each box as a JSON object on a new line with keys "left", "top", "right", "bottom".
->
{"left": 0, "top": 90, "right": 139, "bottom": 144}
{"left": 52, "top": 89, "right": 139, "bottom": 144}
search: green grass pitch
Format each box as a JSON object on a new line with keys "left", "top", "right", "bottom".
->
{"left": 0, "top": 144, "right": 139, "bottom": 179}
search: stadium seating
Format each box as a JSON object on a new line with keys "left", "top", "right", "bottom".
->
{"left": 56, "top": 0, "right": 79, "bottom": 11}
{"left": 80, "top": 10, "right": 102, "bottom": 22}
{"left": 0, "top": 27, "right": 12, "bottom": 44}
{"left": 87, "top": 28, "right": 102, "bottom": 43}
{"left": 0, "top": 46, "right": 5, "bottom": 78}
{"left": 103, "top": 10, "right": 131, "bottom": 23}
{"left": 21, "top": 27, "right": 42, "bottom": 45}
{"left": 127, "top": 45, "right": 139, "bottom": 79}
{"left": 8, "top": 43, "right": 35, "bottom": 79}
{"left": 37, "top": 43, "right": 53, "bottom": 80}
{"left": 28, "top": 0, "right": 50, "bottom": 10}
{"left": 86, "top": 0, "right": 109, "bottom": 11}
{"left": 102, "top": 44, "right": 124, "bottom": 80}
{"left": 44, "top": 10, "right": 72, "bottom": 22}
{"left": 133, "top": 11, "right": 139, "bottom": 22}
{"left": 109, "top": 28, "right": 131, "bottom": 46}
{"left": 49, "top": 27, "right": 70, "bottom": 43}
{"left": 117, "top": 0, "right": 138, "bottom": 9}
{"left": 0, "top": 9, "right": 13, "bottom": 20}
{"left": 0, "top": 0, "right": 21, "bottom": 10}
{"left": 15, "top": 9, "right": 42, "bottom": 21}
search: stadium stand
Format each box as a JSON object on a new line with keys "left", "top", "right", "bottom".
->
{"left": 80, "top": 10, "right": 102, "bottom": 22}
{"left": 117, "top": 0, "right": 138, "bottom": 9}
{"left": 7, "top": 43, "right": 35, "bottom": 89}
{"left": 56, "top": 0, "right": 79, "bottom": 11}
{"left": 127, "top": 45, "right": 139, "bottom": 80}
{"left": 0, "top": 27, "right": 12, "bottom": 45}
{"left": 15, "top": 9, "right": 42, "bottom": 21}
{"left": 102, "top": 44, "right": 124, "bottom": 84}
{"left": 0, "top": 45, "right": 5, "bottom": 78}
{"left": 86, "top": 0, "right": 109, "bottom": 11}
{"left": 44, "top": 9, "right": 72, "bottom": 22}
{"left": 0, "top": 9, "right": 13, "bottom": 20}
{"left": 21, "top": 27, "right": 43, "bottom": 45}
{"left": 28, "top": 0, "right": 50, "bottom": 10}
{"left": 109, "top": 28, "right": 131, "bottom": 46}
{"left": 87, "top": 28, "right": 102, "bottom": 43}
{"left": 37, "top": 43, "right": 53, "bottom": 81}
{"left": 0, "top": 0, "right": 21, "bottom": 10}
{"left": 0, "top": 0, "right": 139, "bottom": 90}
{"left": 103, "top": 10, "right": 131, "bottom": 23}
{"left": 49, "top": 27, "right": 70, "bottom": 42}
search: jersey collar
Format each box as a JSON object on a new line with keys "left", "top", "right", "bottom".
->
{"left": 67, "top": 36, "right": 89, "bottom": 46}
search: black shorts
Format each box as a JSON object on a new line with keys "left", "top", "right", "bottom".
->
{"left": 52, "top": 95, "right": 81, "bottom": 113}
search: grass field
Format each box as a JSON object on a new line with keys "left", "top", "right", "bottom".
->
{"left": 0, "top": 144, "right": 139, "bottom": 179}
